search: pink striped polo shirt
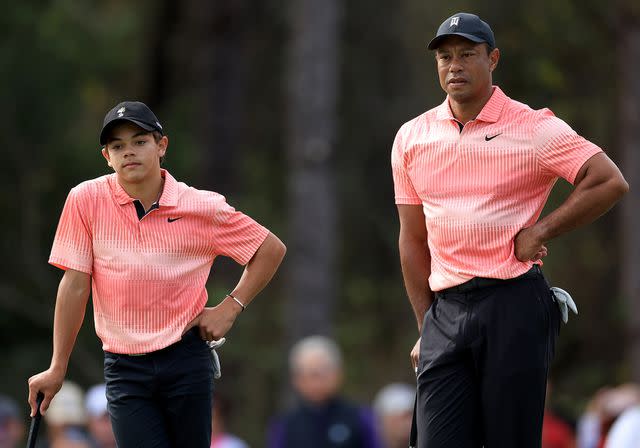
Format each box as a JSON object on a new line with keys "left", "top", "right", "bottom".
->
{"left": 49, "top": 169, "right": 269, "bottom": 354}
{"left": 392, "top": 86, "right": 602, "bottom": 291}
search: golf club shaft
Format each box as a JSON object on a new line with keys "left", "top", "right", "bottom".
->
{"left": 26, "top": 392, "right": 44, "bottom": 448}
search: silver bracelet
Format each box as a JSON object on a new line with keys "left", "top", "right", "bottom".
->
{"left": 226, "top": 294, "right": 246, "bottom": 312}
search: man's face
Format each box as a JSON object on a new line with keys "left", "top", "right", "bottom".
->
{"left": 435, "top": 36, "right": 499, "bottom": 104}
{"left": 101, "top": 122, "right": 167, "bottom": 185}
{"left": 291, "top": 350, "right": 342, "bottom": 405}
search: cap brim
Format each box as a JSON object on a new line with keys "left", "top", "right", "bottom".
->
{"left": 427, "top": 32, "right": 486, "bottom": 50}
{"left": 100, "top": 118, "right": 156, "bottom": 145}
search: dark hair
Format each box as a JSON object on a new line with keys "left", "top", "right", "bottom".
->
{"left": 151, "top": 131, "right": 166, "bottom": 165}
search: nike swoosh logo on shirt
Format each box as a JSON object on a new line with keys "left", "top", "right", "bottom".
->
{"left": 485, "top": 133, "right": 503, "bottom": 141}
{"left": 167, "top": 217, "right": 183, "bottom": 223}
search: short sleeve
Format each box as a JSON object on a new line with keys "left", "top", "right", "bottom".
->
{"left": 211, "top": 197, "right": 270, "bottom": 265}
{"left": 534, "top": 109, "right": 603, "bottom": 184}
{"left": 391, "top": 126, "right": 422, "bottom": 205}
{"left": 49, "top": 187, "right": 94, "bottom": 274}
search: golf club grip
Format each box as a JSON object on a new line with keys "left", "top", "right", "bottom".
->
{"left": 26, "top": 392, "right": 44, "bottom": 448}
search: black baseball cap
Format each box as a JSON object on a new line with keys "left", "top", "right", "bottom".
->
{"left": 100, "top": 101, "right": 164, "bottom": 145}
{"left": 428, "top": 13, "right": 495, "bottom": 50}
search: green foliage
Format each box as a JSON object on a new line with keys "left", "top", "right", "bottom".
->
{"left": 0, "top": 0, "right": 631, "bottom": 445}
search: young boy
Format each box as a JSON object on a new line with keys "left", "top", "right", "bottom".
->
{"left": 28, "top": 101, "right": 286, "bottom": 447}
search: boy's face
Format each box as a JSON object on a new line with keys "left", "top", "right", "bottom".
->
{"left": 101, "top": 122, "right": 167, "bottom": 185}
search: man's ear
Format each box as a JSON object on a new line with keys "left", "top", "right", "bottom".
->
{"left": 489, "top": 47, "right": 500, "bottom": 72}
{"left": 101, "top": 147, "right": 113, "bottom": 168}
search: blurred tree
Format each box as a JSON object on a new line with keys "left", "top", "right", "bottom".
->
{"left": 153, "top": 0, "right": 249, "bottom": 196}
{"left": 284, "top": 0, "right": 342, "bottom": 342}
{"left": 0, "top": 1, "right": 636, "bottom": 445}
{"left": 619, "top": 0, "right": 640, "bottom": 382}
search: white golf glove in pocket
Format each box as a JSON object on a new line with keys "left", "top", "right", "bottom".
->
{"left": 550, "top": 287, "right": 578, "bottom": 324}
{"left": 207, "top": 337, "right": 226, "bottom": 379}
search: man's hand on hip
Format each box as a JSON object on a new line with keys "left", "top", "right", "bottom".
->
{"left": 514, "top": 226, "right": 548, "bottom": 262}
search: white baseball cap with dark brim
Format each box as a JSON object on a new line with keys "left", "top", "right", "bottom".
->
{"left": 85, "top": 384, "right": 108, "bottom": 418}
{"left": 428, "top": 12, "right": 496, "bottom": 50}
{"left": 44, "top": 381, "right": 87, "bottom": 426}
{"left": 100, "top": 101, "right": 164, "bottom": 145}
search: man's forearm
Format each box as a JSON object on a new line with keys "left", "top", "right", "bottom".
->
{"left": 399, "top": 237, "right": 433, "bottom": 331}
{"left": 230, "top": 232, "right": 286, "bottom": 307}
{"left": 535, "top": 171, "right": 628, "bottom": 243}
{"left": 50, "top": 271, "right": 91, "bottom": 374}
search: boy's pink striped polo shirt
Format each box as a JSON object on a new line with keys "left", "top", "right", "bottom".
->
{"left": 392, "top": 86, "right": 602, "bottom": 291}
{"left": 49, "top": 169, "right": 269, "bottom": 354}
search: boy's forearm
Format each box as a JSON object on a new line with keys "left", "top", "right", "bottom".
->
{"left": 50, "top": 270, "right": 91, "bottom": 373}
{"left": 230, "top": 232, "right": 286, "bottom": 307}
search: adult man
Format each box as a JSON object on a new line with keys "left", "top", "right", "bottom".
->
{"left": 44, "top": 381, "right": 91, "bottom": 448}
{"left": 84, "top": 384, "right": 116, "bottom": 448}
{"left": 27, "top": 101, "right": 286, "bottom": 447}
{"left": 372, "top": 383, "right": 415, "bottom": 448}
{"left": 267, "top": 336, "right": 381, "bottom": 448}
{"left": 391, "top": 12, "right": 628, "bottom": 448}
{"left": 0, "top": 395, "right": 24, "bottom": 448}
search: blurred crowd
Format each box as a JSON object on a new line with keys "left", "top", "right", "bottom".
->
{"left": 3, "top": 337, "right": 640, "bottom": 448}
{"left": 538, "top": 381, "right": 640, "bottom": 448}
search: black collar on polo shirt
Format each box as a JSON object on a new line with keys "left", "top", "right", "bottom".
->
{"left": 133, "top": 200, "right": 159, "bottom": 220}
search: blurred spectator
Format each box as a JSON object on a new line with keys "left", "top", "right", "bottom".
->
{"left": 577, "top": 387, "right": 611, "bottom": 448}
{"left": 84, "top": 385, "right": 115, "bottom": 448}
{"left": 44, "top": 381, "right": 91, "bottom": 448}
{"left": 267, "top": 336, "right": 382, "bottom": 448}
{"left": 577, "top": 384, "right": 640, "bottom": 448}
{"left": 0, "top": 395, "right": 24, "bottom": 448}
{"left": 543, "top": 411, "right": 575, "bottom": 448}
{"left": 604, "top": 404, "right": 640, "bottom": 447}
{"left": 372, "top": 383, "right": 414, "bottom": 448}
{"left": 210, "top": 394, "right": 248, "bottom": 448}
{"left": 542, "top": 379, "right": 575, "bottom": 448}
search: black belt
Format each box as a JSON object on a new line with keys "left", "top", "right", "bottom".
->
{"left": 439, "top": 265, "right": 542, "bottom": 294}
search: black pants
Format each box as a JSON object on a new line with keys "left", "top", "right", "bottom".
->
{"left": 416, "top": 271, "right": 560, "bottom": 447}
{"left": 104, "top": 328, "right": 214, "bottom": 448}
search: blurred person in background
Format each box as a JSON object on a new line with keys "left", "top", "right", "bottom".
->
{"left": 0, "top": 395, "right": 24, "bottom": 448}
{"left": 542, "top": 380, "right": 575, "bottom": 448}
{"left": 210, "top": 394, "right": 248, "bottom": 448}
{"left": 576, "top": 387, "right": 612, "bottom": 448}
{"left": 267, "top": 336, "right": 381, "bottom": 448}
{"left": 604, "top": 400, "right": 640, "bottom": 448}
{"left": 84, "top": 384, "right": 115, "bottom": 448}
{"left": 372, "top": 383, "right": 414, "bottom": 448}
{"left": 44, "top": 381, "right": 91, "bottom": 448}
{"left": 576, "top": 384, "right": 640, "bottom": 448}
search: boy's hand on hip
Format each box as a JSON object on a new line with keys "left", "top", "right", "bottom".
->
{"left": 514, "top": 226, "right": 548, "bottom": 262}
{"left": 196, "top": 299, "right": 241, "bottom": 341}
